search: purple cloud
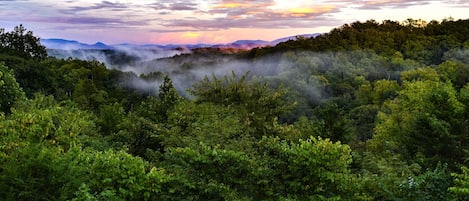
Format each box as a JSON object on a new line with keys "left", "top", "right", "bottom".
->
{"left": 445, "top": 0, "right": 469, "bottom": 7}
{"left": 66, "top": 1, "right": 129, "bottom": 13}
{"left": 149, "top": 1, "right": 200, "bottom": 11}
{"left": 169, "top": 2, "right": 199, "bottom": 10}
{"left": 156, "top": 0, "right": 342, "bottom": 31}
{"left": 27, "top": 16, "right": 148, "bottom": 28}
{"left": 163, "top": 14, "right": 340, "bottom": 30}
{"left": 356, "top": 0, "right": 432, "bottom": 10}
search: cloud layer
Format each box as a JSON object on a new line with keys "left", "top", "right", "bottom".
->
{"left": 0, "top": 0, "right": 467, "bottom": 44}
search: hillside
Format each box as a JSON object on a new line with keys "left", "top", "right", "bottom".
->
{"left": 1, "top": 19, "right": 469, "bottom": 200}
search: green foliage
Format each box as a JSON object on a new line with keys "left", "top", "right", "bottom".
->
{"left": 437, "top": 60, "right": 469, "bottom": 89}
{"left": 163, "top": 144, "right": 257, "bottom": 200}
{"left": 258, "top": 136, "right": 367, "bottom": 200}
{"left": 449, "top": 166, "right": 469, "bottom": 200}
{"left": 371, "top": 80, "right": 466, "bottom": 168}
{"left": 1, "top": 94, "right": 98, "bottom": 150}
{"left": 0, "top": 62, "right": 25, "bottom": 113}
{"left": 371, "top": 79, "right": 400, "bottom": 105}
{"left": 159, "top": 75, "right": 180, "bottom": 110}
{"left": 360, "top": 162, "right": 452, "bottom": 200}
{"left": 2, "top": 19, "right": 469, "bottom": 201}
{"left": 401, "top": 67, "right": 440, "bottom": 82}
{"left": 134, "top": 76, "right": 181, "bottom": 123}
{"left": 113, "top": 111, "right": 162, "bottom": 157}
{"left": 164, "top": 101, "right": 255, "bottom": 151}
{"left": 313, "top": 101, "right": 354, "bottom": 143}
{"left": 292, "top": 116, "right": 324, "bottom": 139}
{"left": 0, "top": 25, "right": 47, "bottom": 60}
{"left": 0, "top": 95, "right": 94, "bottom": 200}
{"left": 0, "top": 144, "right": 70, "bottom": 201}
{"left": 73, "top": 79, "right": 109, "bottom": 110}
{"left": 250, "top": 19, "right": 469, "bottom": 66}
{"left": 189, "top": 72, "right": 292, "bottom": 137}
{"left": 0, "top": 54, "right": 53, "bottom": 96}
{"left": 0, "top": 146, "right": 173, "bottom": 201}
{"left": 347, "top": 104, "right": 380, "bottom": 141}
{"left": 68, "top": 149, "right": 172, "bottom": 201}
{"left": 97, "top": 102, "right": 126, "bottom": 136}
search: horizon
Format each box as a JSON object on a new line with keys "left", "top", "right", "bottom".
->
{"left": 1, "top": 1, "right": 468, "bottom": 45}
{"left": 41, "top": 33, "right": 318, "bottom": 46}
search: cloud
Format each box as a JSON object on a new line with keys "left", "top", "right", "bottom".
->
{"left": 158, "top": 1, "right": 342, "bottom": 31}
{"left": 355, "top": 0, "right": 432, "bottom": 10}
{"left": 445, "top": 0, "right": 469, "bottom": 7}
{"left": 163, "top": 14, "right": 339, "bottom": 30}
{"left": 67, "top": 1, "right": 130, "bottom": 12}
{"left": 0, "top": 0, "right": 152, "bottom": 31}
{"left": 150, "top": 29, "right": 211, "bottom": 33}
{"left": 168, "top": 2, "right": 199, "bottom": 10}
{"left": 25, "top": 16, "right": 149, "bottom": 29}
{"left": 149, "top": 1, "right": 201, "bottom": 11}
{"left": 2, "top": 0, "right": 467, "bottom": 44}
{"left": 42, "top": 16, "right": 123, "bottom": 24}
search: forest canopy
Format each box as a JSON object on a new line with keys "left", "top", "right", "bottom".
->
{"left": 1, "top": 19, "right": 469, "bottom": 200}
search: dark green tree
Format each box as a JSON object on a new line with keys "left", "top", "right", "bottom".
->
{"left": 0, "top": 24, "right": 47, "bottom": 60}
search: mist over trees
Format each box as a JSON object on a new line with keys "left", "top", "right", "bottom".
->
{"left": 1, "top": 19, "right": 469, "bottom": 200}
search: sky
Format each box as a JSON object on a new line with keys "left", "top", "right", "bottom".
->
{"left": 0, "top": 0, "right": 468, "bottom": 45}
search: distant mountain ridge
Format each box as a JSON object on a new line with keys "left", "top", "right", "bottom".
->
{"left": 41, "top": 39, "right": 111, "bottom": 50}
{"left": 40, "top": 33, "right": 320, "bottom": 50}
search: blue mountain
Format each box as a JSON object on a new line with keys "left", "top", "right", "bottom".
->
{"left": 41, "top": 38, "right": 111, "bottom": 49}
{"left": 40, "top": 33, "right": 320, "bottom": 50}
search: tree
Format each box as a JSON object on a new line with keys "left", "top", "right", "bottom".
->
{"left": 257, "top": 136, "right": 368, "bottom": 200}
{"left": 157, "top": 75, "right": 181, "bottom": 121}
{"left": 163, "top": 144, "right": 257, "bottom": 200}
{"left": 163, "top": 101, "right": 256, "bottom": 152}
{"left": 0, "top": 63, "right": 25, "bottom": 113}
{"left": 371, "top": 79, "right": 400, "bottom": 105}
{"left": 0, "top": 95, "right": 98, "bottom": 200}
{"left": 401, "top": 67, "right": 440, "bottom": 82}
{"left": 437, "top": 60, "right": 469, "bottom": 89}
{"left": 449, "top": 166, "right": 469, "bottom": 200}
{"left": 0, "top": 24, "right": 47, "bottom": 60}
{"left": 370, "top": 80, "right": 466, "bottom": 168}
{"left": 313, "top": 101, "right": 353, "bottom": 143}
{"left": 1, "top": 94, "right": 98, "bottom": 150}
{"left": 68, "top": 149, "right": 172, "bottom": 201}
{"left": 189, "top": 72, "right": 292, "bottom": 138}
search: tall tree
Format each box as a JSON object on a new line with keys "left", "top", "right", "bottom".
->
{"left": 0, "top": 25, "right": 47, "bottom": 60}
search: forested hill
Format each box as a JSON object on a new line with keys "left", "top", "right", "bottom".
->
{"left": 1, "top": 19, "right": 469, "bottom": 200}
{"left": 247, "top": 19, "right": 469, "bottom": 64}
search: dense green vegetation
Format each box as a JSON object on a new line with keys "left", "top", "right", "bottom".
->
{"left": 1, "top": 19, "right": 469, "bottom": 200}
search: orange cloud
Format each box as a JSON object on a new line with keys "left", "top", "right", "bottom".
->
{"left": 215, "top": 3, "right": 244, "bottom": 8}
{"left": 286, "top": 5, "right": 335, "bottom": 17}
{"left": 288, "top": 5, "right": 335, "bottom": 14}
{"left": 211, "top": 0, "right": 275, "bottom": 10}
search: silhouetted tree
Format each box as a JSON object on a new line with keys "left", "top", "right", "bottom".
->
{"left": 0, "top": 24, "right": 47, "bottom": 60}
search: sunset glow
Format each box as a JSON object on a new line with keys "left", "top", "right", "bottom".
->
{"left": 0, "top": 0, "right": 467, "bottom": 44}
{"left": 182, "top": 32, "right": 202, "bottom": 39}
{"left": 216, "top": 3, "right": 245, "bottom": 8}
